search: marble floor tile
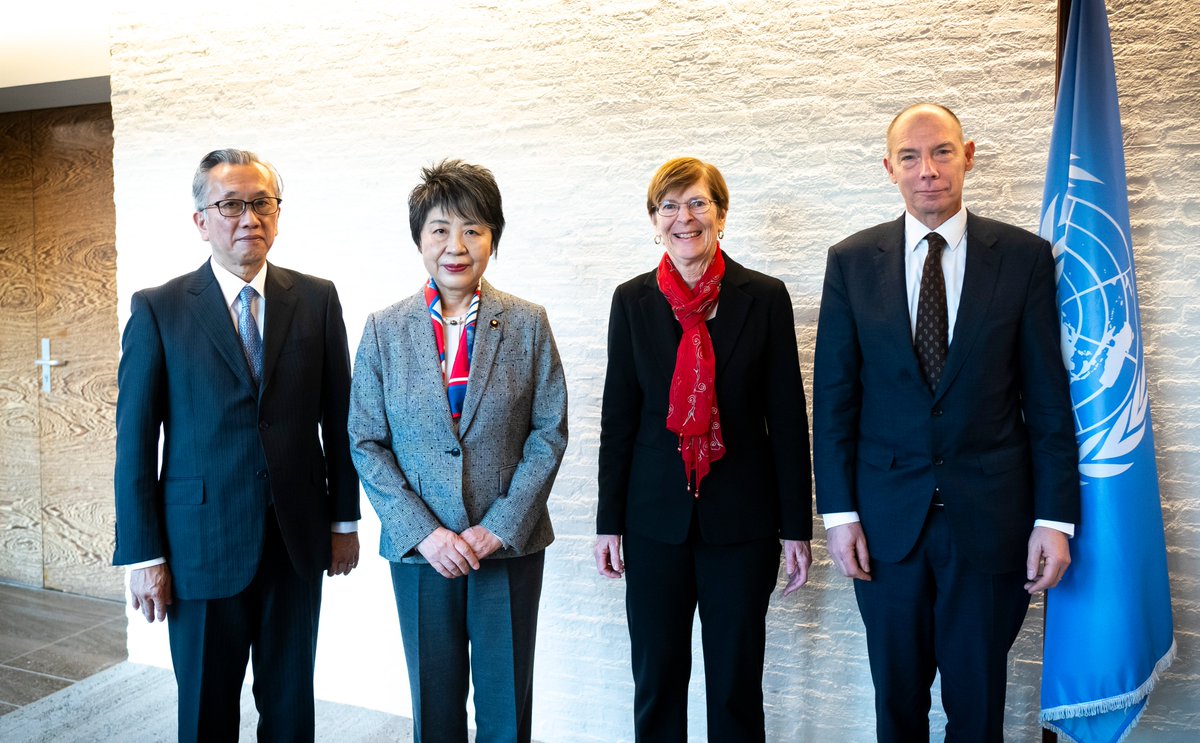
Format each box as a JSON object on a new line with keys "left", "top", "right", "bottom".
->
{"left": 0, "top": 665, "right": 71, "bottom": 707}
{"left": 6, "top": 617, "right": 126, "bottom": 681}
{"left": 0, "top": 583, "right": 124, "bottom": 664}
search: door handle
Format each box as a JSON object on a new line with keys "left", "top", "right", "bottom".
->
{"left": 33, "top": 338, "right": 67, "bottom": 393}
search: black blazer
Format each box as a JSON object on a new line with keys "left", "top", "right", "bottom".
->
{"left": 813, "top": 213, "right": 1080, "bottom": 572}
{"left": 597, "top": 253, "right": 812, "bottom": 545}
{"left": 113, "top": 260, "right": 360, "bottom": 600}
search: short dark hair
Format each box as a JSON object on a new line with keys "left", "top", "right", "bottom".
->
{"left": 646, "top": 157, "right": 729, "bottom": 219}
{"left": 192, "top": 149, "right": 282, "bottom": 212}
{"left": 408, "top": 160, "right": 505, "bottom": 255}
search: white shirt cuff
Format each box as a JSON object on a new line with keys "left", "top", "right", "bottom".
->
{"left": 331, "top": 521, "right": 358, "bottom": 534}
{"left": 821, "top": 511, "right": 861, "bottom": 529}
{"left": 1034, "top": 519, "right": 1075, "bottom": 537}
{"left": 125, "top": 557, "right": 166, "bottom": 570}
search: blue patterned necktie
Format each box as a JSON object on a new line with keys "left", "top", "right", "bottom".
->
{"left": 914, "top": 232, "right": 948, "bottom": 392}
{"left": 238, "top": 285, "right": 263, "bottom": 385}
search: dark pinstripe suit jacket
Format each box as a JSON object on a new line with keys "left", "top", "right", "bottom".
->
{"left": 113, "top": 260, "right": 359, "bottom": 600}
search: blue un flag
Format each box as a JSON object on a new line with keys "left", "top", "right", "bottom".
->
{"left": 1039, "top": 0, "right": 1175, "bottom": 740}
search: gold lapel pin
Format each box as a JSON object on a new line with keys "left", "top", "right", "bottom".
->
{"left": 490, "top": 319, "right": 499, "bottom": 328}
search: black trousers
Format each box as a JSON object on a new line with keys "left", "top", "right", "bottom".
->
{"left": 623, "top": 526, "right": 781, "bottom": 743}
{"left": 855, "top": 507, "right": 1031, "bottom": 743}
{"left": 167, "top": 511, "right": 323, "bottom": 743}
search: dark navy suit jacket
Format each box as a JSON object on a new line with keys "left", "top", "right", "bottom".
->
{"left": 813, "top": 213, "right": 1080, "bottom": 573}
{"left": 113, "top": 260, "right": 359, "bottom": 599}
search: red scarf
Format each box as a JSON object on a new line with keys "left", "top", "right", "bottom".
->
{"left": 657, "top": 249, "right": 726, "bottom": 497}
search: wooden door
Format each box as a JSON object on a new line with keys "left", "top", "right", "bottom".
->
{"left": 0, "top": 104, "right": 121, "bottom": 600}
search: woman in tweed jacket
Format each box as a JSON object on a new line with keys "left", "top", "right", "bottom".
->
{"left": 349, "top": 160, "right": 568, "bottom": 743}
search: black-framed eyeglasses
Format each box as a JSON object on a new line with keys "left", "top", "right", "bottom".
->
{"left": 656, "top": 197, "right": 715, "bottom": 217}
{"left": 203, "top": 197, "right": 282, "bottom": 218}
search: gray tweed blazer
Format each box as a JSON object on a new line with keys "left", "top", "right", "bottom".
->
{"left": 349, "top": 279, "right": 568, "bottom": 562}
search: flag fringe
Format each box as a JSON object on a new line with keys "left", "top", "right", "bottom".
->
{"left": 1039, "top": 636, "right": 1177, "bottom": 740}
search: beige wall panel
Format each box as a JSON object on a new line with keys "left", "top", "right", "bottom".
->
{"left": 0, "top": 111, "right": 43, "bottom": 587}
{"left": 32, "top": 104, "right": 121, "bottom": 600}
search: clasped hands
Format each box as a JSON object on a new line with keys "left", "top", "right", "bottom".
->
{"left": 417, "top": 525, "right": 503, "bottom": 579}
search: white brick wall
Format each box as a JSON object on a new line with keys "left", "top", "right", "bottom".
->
{"left": 111, "top": 1, "right": 1200, "bottom": 739}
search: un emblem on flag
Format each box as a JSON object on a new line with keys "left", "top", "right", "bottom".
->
{"left": 1042, "top": 171, "right": 1150, "bottom": 480}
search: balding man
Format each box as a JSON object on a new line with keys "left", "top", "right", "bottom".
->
{"left": 813, "top": 104, "right": 1080, "bottom": 741}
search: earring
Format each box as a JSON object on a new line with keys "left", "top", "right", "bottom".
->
{"left": 654, "top": 234, "right": 662, "bottom": 245}
{"left": 717, "top": 230, "right": 724, "bottom": 240}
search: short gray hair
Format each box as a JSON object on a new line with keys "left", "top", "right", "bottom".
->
{"left": 191, "top": 149, "right": 283, "bottom": 212}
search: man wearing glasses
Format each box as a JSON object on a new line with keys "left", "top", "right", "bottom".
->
{"left": 114, "top": 149, "right": 360, "bottom": 741}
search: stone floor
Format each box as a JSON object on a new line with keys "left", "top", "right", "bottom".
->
{"left": 0, "top": 662, "right": 419, "bottom": 742}
{"left": 0, "top": 581, "right": 126, "bottom": 716}
{"left": 0, "top": 581, "right": 424, "bottom": 741}
{"left": 0, "top": 583, "right": 545, "bottom": 741}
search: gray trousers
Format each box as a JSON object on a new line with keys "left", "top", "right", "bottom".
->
{"left": 391, "top": 550, "right": 545, "bottom": 743}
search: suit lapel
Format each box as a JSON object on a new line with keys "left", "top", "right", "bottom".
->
{"left": 936, "top": 212, "right": 1001, "bottom": 401}
{"left": 185, "top": 261, "right": 257, "bottom": 391}
{"left": 875, "top": 217, "right": 925, "bottom": 384}
{"left": 260, "top": 263, "right": 296, "bottom": 395}
{"left": 458, "top": 280, "right": 502, "bottom": 434}
{"left": 637, "top": 271, "right": 680, "bottom": 381}
{"left": 406, "top": 290, "right": 460, "bottom": 434}
{"left": 710, "top": 255, "right": 752, "bottom": 377}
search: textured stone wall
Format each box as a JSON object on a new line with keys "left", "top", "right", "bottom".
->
{"left": 110, "top": 1, "right": 1199, "bottom": 740}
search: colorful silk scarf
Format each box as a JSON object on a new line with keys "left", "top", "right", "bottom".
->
{"left": 657, "top": 248, "right": 726, "bottom": 497}
{"left": 424, "top": 279, "right": 480, "bottom": 419}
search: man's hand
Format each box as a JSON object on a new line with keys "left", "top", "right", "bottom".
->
{"left": 826, "top": 522, "right": 872, "bottom": 581}
{"left": 130, "top": 564, "right": 173, "bottom": 623}
{"left": 461, "top": 525, "right": 503, "bottom": 560}
{"left": 416, "top": 527, "right": 481, "bottom": 579}
{"left": 594, "top": 535, "right": 624, "bottom": 579}
{"left": 328, "top": 532, "right": 360, "bottom": 577}
{"left": 1025, "top": 525, "right": 1071, "bottom": 593}
{"left": 782, "top": 539, "right": 813, "bottom": 595}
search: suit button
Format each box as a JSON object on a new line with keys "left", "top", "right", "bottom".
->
{"left": 447, "top": 448, "right": 461, "bottom": 457}
{"left": 257, "top": 469, "right": 269, "bottom": 479}
{"left": 933, "top": 457, "right": 944, "bottom": 466}
{"left": 932, "top": 408, "right": 944, "bottom": 417}
{"left": 259, "top": 420, "right": 270, "bottom": 430}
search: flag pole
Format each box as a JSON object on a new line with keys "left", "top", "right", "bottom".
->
{"left": 1056, "top": 0, "right": 1073, "bottom": 97}
{"left": 1041, "top": 6, "right": 1070, "bottom": 741}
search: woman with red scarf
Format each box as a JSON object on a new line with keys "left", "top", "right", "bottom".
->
{"left": 349, "top": 160, "right": 568, "bottom": 743}
{"left": 595, "top": 157, "right": 813, "bottom": 741}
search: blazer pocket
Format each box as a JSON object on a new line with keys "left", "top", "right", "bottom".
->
{"left": 857, "top": 441, "right": 895, "bottom": 470}
{"left": 497, "top": 464, "right": 519, "bottom": 497}
{"left": 979, "top": 446, "right": 1027, "bottom": 475}
{"left": 163, "top": 477, "right": 204, "bottom": 505}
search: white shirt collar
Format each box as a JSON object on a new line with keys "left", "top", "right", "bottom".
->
{"left": 904, "top": 206, "right": 968, "bottom": 254}
{"left": 210, "top": 257, "right": 267, "bottom": 308}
